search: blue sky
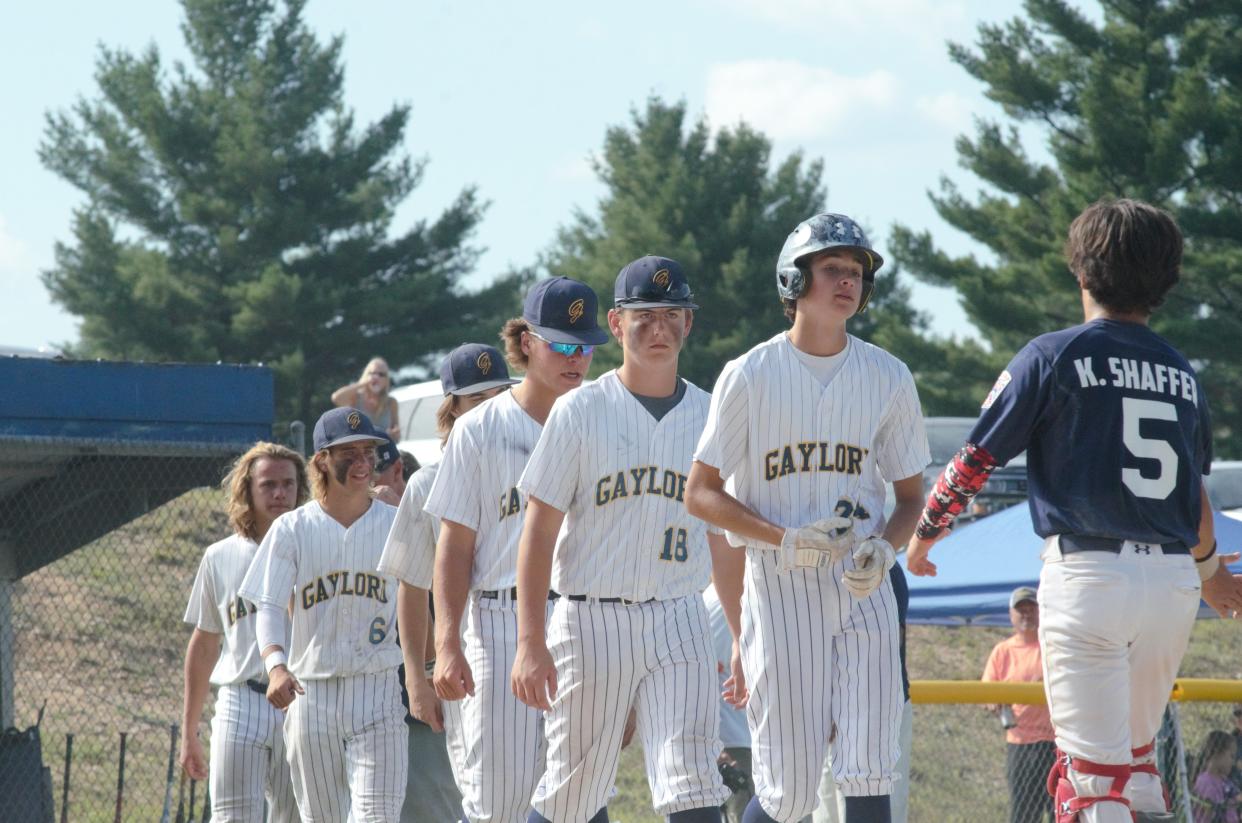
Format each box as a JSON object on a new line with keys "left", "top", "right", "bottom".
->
{"left": 1, "top": 0, "right": 1039, "bottom": 354}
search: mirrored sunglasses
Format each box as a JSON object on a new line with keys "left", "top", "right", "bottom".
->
{"left": 528, "top": 331, "right": 594, "bottom": 357}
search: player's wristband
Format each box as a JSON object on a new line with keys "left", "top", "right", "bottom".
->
{"left": 1196, "top": 541, "right": 1220, "bottom": 581}
{"left": 423, "top": 659, "right": 436, "bottom": 678}
{"left": 264, "top": 650, "right": 288, "bottom": 675}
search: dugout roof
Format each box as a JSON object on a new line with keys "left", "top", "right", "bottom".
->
{"left": 0, "top": 357, "right": 273, "bottom": 578}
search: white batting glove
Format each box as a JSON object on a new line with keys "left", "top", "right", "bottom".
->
{"left": 843, "top": 537, "right": 896, "bottom": 598}
{"left": 779, "top": 517, "right": 855, "bottom": 571}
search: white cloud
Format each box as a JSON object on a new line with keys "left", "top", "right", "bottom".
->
{"left": 722, "top": 0, "right": 968, "bottom": 36}
{"left": 705, "top": 60, "right": 899, "bottom": 141}
{"left": 914, "top": 90, "right": 978, "bottom": 131}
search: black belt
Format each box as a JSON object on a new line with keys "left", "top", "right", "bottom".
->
{"left": 566, "top": 594, "right": 656, "bottom": 606}
{"left": 477, "top": 588, "right": 560, "bottom": 601}
{"left": 1059, "top": 534, "right": 1189, "bottom": 555}
{"left": 245, "top": 679, "right": 269, "bottom": 695}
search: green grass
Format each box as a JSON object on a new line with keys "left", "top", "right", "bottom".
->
{"left": 14, "top": 489, "right": 1242, "bottom": 821}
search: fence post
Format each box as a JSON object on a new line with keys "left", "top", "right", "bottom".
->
{"left": 289, "top": 420, "right": 306, "bottom": 457}
{"left": 0, "top": 542, "right": 16, "bottom": 729}
{"left": 60, "top": 733, "right": 73, "bottom": 823}
{"left": 1169, "top": 703, "right": 1193, "bottom": 821}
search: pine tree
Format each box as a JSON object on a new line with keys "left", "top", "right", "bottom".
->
{"left": 892, "top": 0, "right": 1242, "bottom": 455}
{"left": 40, "top": 0, "right": 525, "bottom": 424}
{"left": 546, "top": 97, "right": 990, "bottom": 411}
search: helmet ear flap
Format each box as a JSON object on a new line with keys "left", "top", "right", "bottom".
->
{"left": 855, "top": 275, "right": 875, "bottom": 314}
{"left": 779, "top": 267, "right": 807, "bottom": 301}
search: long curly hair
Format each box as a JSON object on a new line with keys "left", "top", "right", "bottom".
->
{"left": 223, "top": 442, "right": 309, "bottom": 539}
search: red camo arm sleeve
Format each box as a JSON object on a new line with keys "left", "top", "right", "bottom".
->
{"left": 915, "top": 443, "right": 998, "bottom": 539}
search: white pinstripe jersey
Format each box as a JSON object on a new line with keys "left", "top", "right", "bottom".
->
{"left": 183, "top": 534, "right": 266, "bottom": 686}
{"left": 238, "top": 500, "right": 402, "bottom": 680}
{"left": 519, "top": 370, "right": 712, "bottom": 601}
{"left": 378, "top": 462, "right": 440, "bottom": 589}
{"left": 694, "top": 333, "right": 930, "bottom": 540}
{"left": 424, "top": 390, "right": 542, "bottom": 591}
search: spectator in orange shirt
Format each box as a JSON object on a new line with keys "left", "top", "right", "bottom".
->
{"left": 984, "top": 586, "right": 1055, "bottom": 823}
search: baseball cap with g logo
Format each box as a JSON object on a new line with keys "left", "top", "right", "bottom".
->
{"left": 313, "top": 406, "right": 386, "bottom": 451}
{"left": 522, "top": 277, "right": 609, "bottom": 346}
{"left": 439, "top": 343, "right": 520, "bottom": 396}
{"left": 614, "top": 255, "right": 699, "bottom": 310}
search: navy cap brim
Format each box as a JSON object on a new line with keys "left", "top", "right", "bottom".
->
{"left": 529, "top": 323, "right": 610, "bottom": 346}
{"left": 614, "top": 299, "right": 699, "bottom": 310}
{"left": 447, "top": 377, "right": 520, "bottom": 396}
{"left": 318, "top": 432, "right": 387, "bottom": 451}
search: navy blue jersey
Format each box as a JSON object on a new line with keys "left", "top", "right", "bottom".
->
{"left": 970, "top": 319, "right": 1212, "bottom": 546}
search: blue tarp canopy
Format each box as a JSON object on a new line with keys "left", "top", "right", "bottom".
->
{"left": 903, "top": 503, "right": 1242, "bottom": 626}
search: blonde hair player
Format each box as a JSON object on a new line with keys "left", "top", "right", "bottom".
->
{"left": 239, "top": 408, "right": 406, "bottom": 821}
{"left": 180, "top": 442, "right": 307, "bottom": 822}
{"left": 686, "top": 213, "right": 931, "bottom": 823}
{"left": 512, "top": 256, "right": 731, "bottom": 823}
{"left": 378, "top": 342, "right": 517, "bottom": 823}
{"left": 424, "top": 278, "right": 608, "bottom": 823}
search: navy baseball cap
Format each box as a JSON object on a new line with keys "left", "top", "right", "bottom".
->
{"left": 375, "top": 435, "right": 400, "bottom": 472}
{"left": 313, "top": 407, "right": 386, "bottom": 451}
{"left": 614, "top": 256, "right": 699, "bottom": 310}
{"left": 522, "top": 277, "right": 609, "bottom": 346}
{"left": 440, "top": 343, "right": 519, "bottom": 396}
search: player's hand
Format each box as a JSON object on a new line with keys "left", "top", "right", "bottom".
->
{"left": 266, "top": 666, "right": 304, "bottom": 710}
{"left": 783, "top": 517, "right": 855, "bottom": 568}
{"left": 1201, "top": 552, "right": 1242, "bottom": 618}
{"left": 407, "top": 674, "right": 445, "bottom": 732}
{"left": 723, "top": 638, "right": 748, "bottom": 708}
{"left": 179, "top": 732, "right": 208, "bottom": 781}
{"left": 433, "top": 645, "right": 475, "bottom": 701}
{"left": 843, "top": 537, "right": 896, "bottom": 598}
{"left": 905, "top": 533, "right": 945, "bottom": 577}
{"left": 511, "top": 640, "right": 558, "bottom": 711}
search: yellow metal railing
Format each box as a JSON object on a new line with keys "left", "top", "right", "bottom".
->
{"left": 910, "top": 678, "right": 1242, "bottom": 704}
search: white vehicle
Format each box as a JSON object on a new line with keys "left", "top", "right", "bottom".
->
{"left": 1206, "top": 461, "right": 1242, "bottom": 522}
{"left": 392, "top": 378, "right": 448, "bottom": 468}
{"left": 924, "top": 417, "right": 1027, "bottom": 522}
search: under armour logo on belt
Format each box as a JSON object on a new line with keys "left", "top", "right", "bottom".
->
{"left": 1135, "top": 544, "right": 1152, "bottom": 554}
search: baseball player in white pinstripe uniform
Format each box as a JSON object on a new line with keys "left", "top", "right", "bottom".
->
{"left": 181, "top": 442, "right": 307, "bottom": 822}
{"left": 239, "top": 407, "right": 407, "bottom": 822}
{"left": 513, "top": 256, "right": 731, "bottom": 823}
{"left": 686, "top": 214, "right": 931, "bottom": 823}
{"left": 379, "top": 343, "right": 517, "bottom": 822}
{"left": 427, "top": 278, "right": 607, "bottom": 823}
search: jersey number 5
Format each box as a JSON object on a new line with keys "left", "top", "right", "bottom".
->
{"left": 1121, "top": 397, "right": 1178, "bottom": 501}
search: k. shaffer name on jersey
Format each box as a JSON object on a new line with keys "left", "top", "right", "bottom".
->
{"left": 1073, "top": 356, "right": 1199, "bottom": 403}
{"left": 299, "top": 571, "right": 390, "bottom": 610}
{"left": 594, "top": 466, "right": 688, "bottom": 507}
{"left": 764, "top": 441, "right": 869, "bottom": 482}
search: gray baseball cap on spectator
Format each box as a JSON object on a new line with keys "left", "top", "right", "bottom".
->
{"left": 1009, "top": 586, "right": 1038, "bottom": 608}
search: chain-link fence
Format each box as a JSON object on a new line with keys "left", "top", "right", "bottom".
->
{"left": 0, "top": 437, "right": 262, "bottom": 823}
{"left": 907, "top": 699, "right": 1239, "bottom": 823}
{"left": 2, "top": 431, "right": 1238, "bottom": 822}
